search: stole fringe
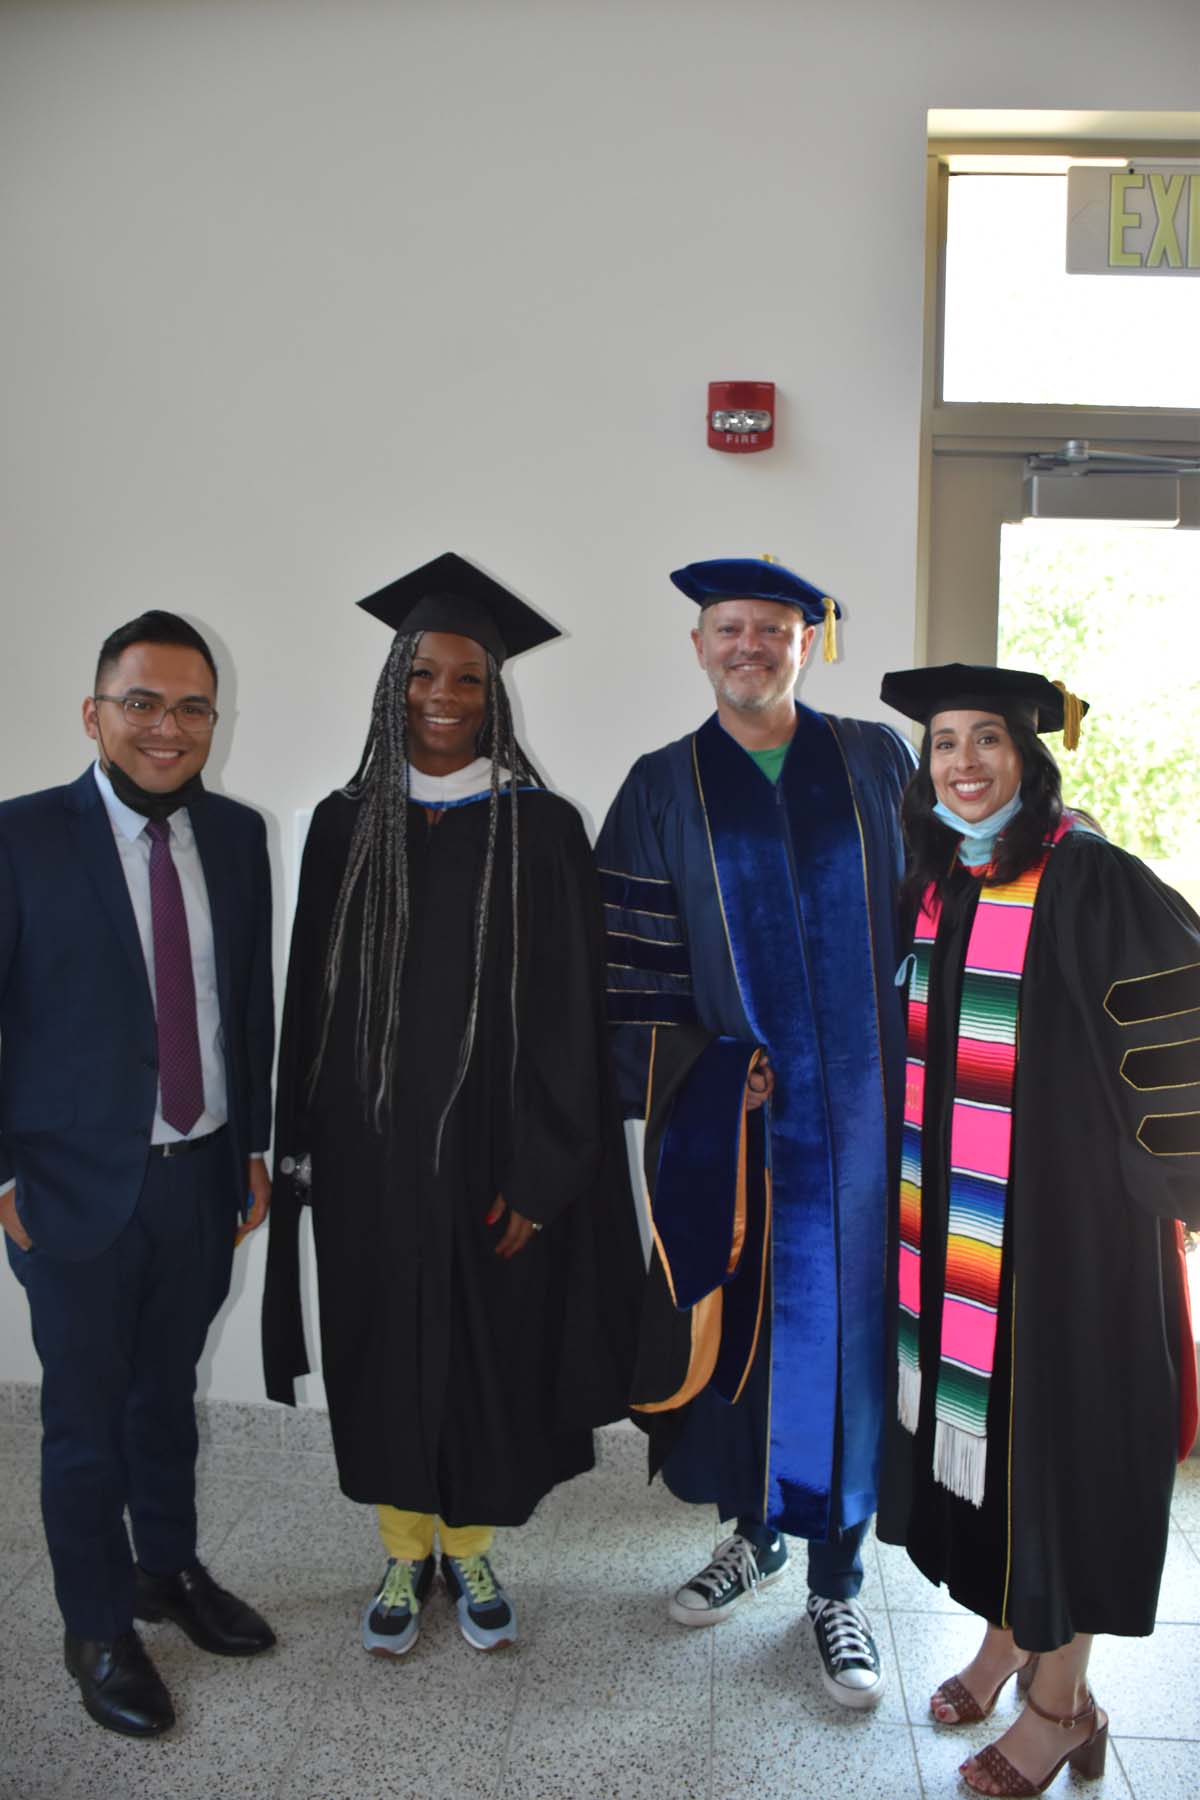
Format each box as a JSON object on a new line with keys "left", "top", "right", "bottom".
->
{"left": 897, "top": 1361, "right": 922, "bottom": 1435}
{"left": 933, "top": 1418, "right": 987, "bottom": 1509}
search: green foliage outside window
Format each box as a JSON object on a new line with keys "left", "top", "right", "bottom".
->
{"left": 998, "top": 527, "right": 1200, "bottom": 869}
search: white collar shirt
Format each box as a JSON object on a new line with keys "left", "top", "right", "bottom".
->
{"left": 93, "top": 761, "right": 227, "bottom": 1143}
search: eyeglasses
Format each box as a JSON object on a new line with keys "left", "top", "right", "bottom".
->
{"left": 93, "top": 693, "right": 219, "bottom": 733}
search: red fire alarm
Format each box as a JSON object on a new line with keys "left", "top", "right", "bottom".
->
{"left": 708, "top": 381, "right": 775, "bottom": 453}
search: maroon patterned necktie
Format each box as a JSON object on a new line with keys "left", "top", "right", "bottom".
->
{"left": 145, "top": 818, "right": 205, "bottom": 1136}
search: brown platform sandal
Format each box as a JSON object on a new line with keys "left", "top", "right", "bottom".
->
{"left": 932, "top": 1655, "right": 1039, "bottom": 1725}
{"left": 964, "top": 1688, "right": 1107, "bottom": 1796}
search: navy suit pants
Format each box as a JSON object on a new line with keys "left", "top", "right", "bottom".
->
{"left": 6, "top": 1132, "right": 235, "bottom": 1640}
{"left": 734, "top": 1511, "right": 869, "bottom": 1600}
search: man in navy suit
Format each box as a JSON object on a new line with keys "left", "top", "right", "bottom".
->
{"left": 0, "top": 611, "right": 277, "bottom": 1737}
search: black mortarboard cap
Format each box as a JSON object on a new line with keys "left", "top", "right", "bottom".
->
{"left": 356, "top": 552, "right": 560, "bottom": 665}
{"left": 880, "top": 663, "right": 1088, "bottom": 748}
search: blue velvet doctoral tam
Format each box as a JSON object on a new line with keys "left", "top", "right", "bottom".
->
{"left": 597, "top": 705, "right": 912, "bottom": 1539}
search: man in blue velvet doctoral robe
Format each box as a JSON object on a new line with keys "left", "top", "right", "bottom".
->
{"left": 596, "top": 556, "right": 911, "bottom": 1707}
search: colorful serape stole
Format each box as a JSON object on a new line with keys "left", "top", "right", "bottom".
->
{"left": 898, "top": 817, "right": 1073, "bottom": 1506}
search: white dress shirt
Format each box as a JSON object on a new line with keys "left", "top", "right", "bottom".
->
{"left": 93, "top": 761, "right": 227, "bottom": 1144}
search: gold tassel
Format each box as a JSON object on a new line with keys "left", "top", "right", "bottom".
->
{"left": 822, "top": 596, "right": 838, "bottom": 663}
{"left": 1052, "top": 679, "right": 1083, "bottom": 751}
{"left": 761, "top": 552, "right": 780, "bottom": 564}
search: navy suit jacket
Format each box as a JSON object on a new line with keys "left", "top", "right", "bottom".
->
{"left": 0, "top": 768, "right": 274, "bottom": 1261}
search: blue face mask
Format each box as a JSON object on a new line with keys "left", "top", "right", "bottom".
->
{"left": 933, "top": 790, "right": 1023, "bottom": 867}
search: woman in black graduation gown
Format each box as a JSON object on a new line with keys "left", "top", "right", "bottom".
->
{"left": 263, "top": 553, "right": 640, "bottom": 1656}
{"left": 877, "top": 664, "right": 1199, "bottom": 1798}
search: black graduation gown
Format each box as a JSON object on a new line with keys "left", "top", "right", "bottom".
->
{"left": 262, "top": 787, "right": 642, "bottom": 1526}
{"left": 878, "top": 831, "right": 1200, "bottom": 1649}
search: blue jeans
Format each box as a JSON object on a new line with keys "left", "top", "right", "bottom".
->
{"left": 734, "top": 1511, "right": 869, "bottom": 1602}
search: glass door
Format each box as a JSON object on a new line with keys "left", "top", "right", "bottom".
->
{"left": 998, "top": 522, "right": 1200, "bottom": 910}
{"left": 922, "top": 131, "right": 1200, "bottom": 1334}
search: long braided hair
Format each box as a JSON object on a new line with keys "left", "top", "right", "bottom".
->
{"left": 308, "top": 631, "right": 541, "bottom": 1165}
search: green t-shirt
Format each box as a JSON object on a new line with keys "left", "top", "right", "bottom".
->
{"left": 743, "top": 742, "right": 789, "bottom": 784}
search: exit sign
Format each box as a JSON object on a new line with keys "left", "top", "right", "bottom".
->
{"left": 1067, "top": 165, "right": 1200, "bottom": 275}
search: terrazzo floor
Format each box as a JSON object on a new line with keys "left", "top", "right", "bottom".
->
{"left": 1, "top": 1385, "right": 1198, "bottom": 1799}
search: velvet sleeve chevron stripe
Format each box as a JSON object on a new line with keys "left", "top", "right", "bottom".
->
{"left": 593, "top": 758, "right": 707, "bottom": 1118}
{"left": 597, "top": 867, "right": 696, "bottom": 1029}
{"left": 1106, "top": 960, "right": 1200, "bottom": 1162}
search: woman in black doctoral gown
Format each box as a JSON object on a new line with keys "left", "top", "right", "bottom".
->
{"left": 878, "top": 664, "right": 1199, "bottom": 1798}
{"left": 262, "top": 554, "right": 640, "bottom": 1656}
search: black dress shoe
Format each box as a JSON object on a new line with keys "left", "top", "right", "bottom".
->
{"left": 64, "top": 1628, "right": 175, "bottom": 1737}
{"left": 134, "top": 1560, "right": 277, "bottom": 1657}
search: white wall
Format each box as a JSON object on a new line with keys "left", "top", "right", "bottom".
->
{"left": 2, "top": 0, "right": 1197, "bottom": 1403}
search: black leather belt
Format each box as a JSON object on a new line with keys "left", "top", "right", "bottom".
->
{"left": 150, "top": 1126, "right": 227, "bottom": 1159}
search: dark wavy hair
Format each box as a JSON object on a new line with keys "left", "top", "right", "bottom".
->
{"left": 900, "top": 708, "right": 1063, "bottom": 910}
{"left": 96, "top": 610, "right": 218, "bottom": 689}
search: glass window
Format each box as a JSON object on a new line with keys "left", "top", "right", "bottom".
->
{"left": 943, "top": 174, "right": 1200, "bottom": 407}
{"left": 997, "top": 520, "right": 1200, "bottom": 912}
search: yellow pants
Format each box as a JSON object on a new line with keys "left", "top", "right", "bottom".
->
{"left": 377, "top": 1507, "right": 494, "bottom": 1562}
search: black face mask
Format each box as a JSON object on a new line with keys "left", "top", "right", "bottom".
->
{"left": 103, "top": 756, "right": 206, "bottom": 823}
